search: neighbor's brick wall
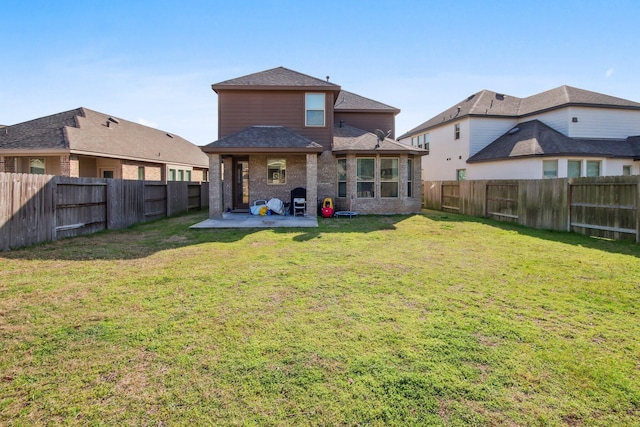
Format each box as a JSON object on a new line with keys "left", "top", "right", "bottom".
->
{"left": 69, "top": 155, "right": 80, "bottom": 177}
{"left": 122, "top": 160, "right": 163, "bottom": 181}
{"left": 0, "top": 156, "right": 15, "bottom": 173}
{"left": 59, "top": 155, "right": 71, "bottom": 176}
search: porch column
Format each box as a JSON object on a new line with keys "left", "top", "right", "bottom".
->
{"left": 59, "top": 155, "right": 71, "bottom": 176}
{"left": 306, "top": 153, "right": 318, "bottom": 218}
{"left": 208, "top": 153, "right": 223, "bottom": 218}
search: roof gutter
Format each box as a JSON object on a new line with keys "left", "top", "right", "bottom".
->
{"left": 201, "top": 146, "right": 324, "bottom": 155}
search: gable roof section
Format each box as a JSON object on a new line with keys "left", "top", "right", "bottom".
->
{"left": 399, "top": 85, "right": 640, "bottom": 139}
{"left": 519, "top": 85, "right": 640, "bottom": 115}
{"left": 334, "top": 90, "right": 400, "bottom": 114}
{"left": 211, "top": 66, "right": 342, "bottom": 92}
{"left": 468, "top": 120, "right": 640, "bottom": 163}
{"left": 0, "top": 108, "right": 208, "bottom": 167}
{"left": 0, "top": 108, "right": 81, "bottom": 150}
{"left": 333, "top": 124, "right": 427, "bottom": 155}
{"left": 201, "top": 126, "right": 323, "bottom": 154}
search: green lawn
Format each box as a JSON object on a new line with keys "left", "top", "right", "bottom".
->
{"left": 1, "top": 210, "right": 639, "bottom": 426}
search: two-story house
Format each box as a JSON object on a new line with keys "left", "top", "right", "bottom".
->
{"left": 398, "top": 86, "right": 640, "bottom": 181}
{"left": 202, "top": 67, "right": 427, "bottom": 217}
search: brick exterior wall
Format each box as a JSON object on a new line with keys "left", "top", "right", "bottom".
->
{"left": 333, "top": 153, "right": 423, "bottom": 215}
{"left": 59, "top": 155, "right": 71, "bottom": 176}
{"left": 214, "top": 152, "right": 423, "bottom": 217}
{"left": 0, "top": 156, "right": 14, "bottom": 173}
{"left": 122, "top": 160, "right": 164, "bottom": 181}
{"left": 69, "top": 155, "right": 80, "bottom": 177}
{"left": 248, "top": 154, "right": 308, "bottom": 204}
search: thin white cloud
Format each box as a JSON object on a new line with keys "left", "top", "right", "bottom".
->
{"left": 605, "top": 68, "right": 615, "bottom": 78}
{"left": 138, "top": 118, "right": 158, "bottom": 128}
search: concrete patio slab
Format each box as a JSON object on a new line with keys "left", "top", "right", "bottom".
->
{"left": 190, "top": 212, "right": 318, "bottom": 229}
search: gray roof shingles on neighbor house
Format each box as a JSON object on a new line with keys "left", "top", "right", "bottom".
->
{"left": 399, "top": 85, "right": 640, "bottom": 139}
{"left": 0, "top": 107, "right": 208, "bottom": 167}
{"left": 468, "top": 120, "right": 640, "bottom": 163}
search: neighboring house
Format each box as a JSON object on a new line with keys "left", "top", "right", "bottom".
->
{"left": 202, "top": 67, "right": 427, "bottom": 217}
{"left": 0, "top": 107, "right": 209, "bottom": 181}
{"left": 398, "top": 85, "right": 640, "bottom": 180}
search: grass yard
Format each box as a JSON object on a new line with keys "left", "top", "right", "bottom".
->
{"left": 1, "top": 209, "right": 639, "bottom": 426}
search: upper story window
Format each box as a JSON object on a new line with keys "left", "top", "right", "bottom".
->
{"left": 305, "top": 93, "right": 325, "bottom": 127}
{"left": 454, "top": 123, "right": 461, "bottom": 140}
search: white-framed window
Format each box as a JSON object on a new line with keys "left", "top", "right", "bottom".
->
{"left": 418, "top": 134, "right": 424, "bottom": 148}
{"left": 169, "top": 169, "right": 176, "bottom": 181}
{"left": 186, "top": 170, "right": 192, "bottom": 182}
{"left": 305, "top": 93, "right": 325, "bottom": 127}
{"left": 380, "top": 158, "right": 399, "bottom": 198}
{"left": 543, "top": 160, "right": 558, "bottom": 178}
{"left": 424, "top": 133, "right": 430, "bottom": 152}
{"left": 454, "top": 123, "right": 461, "bottom": 140}
{"left": 623, "top": 165, "right": 632, "bottom": 176}
{"left": 586, "top": 160, "right": 600, "bottom": 177}
{"left": 138, "top": 166, "right": 145, "bottom": 180}
{"left": 407, "top": 158, "right": 413, "bottom": 198}
{"left": 337, "top": 158, "right": 347, "bottom": 197}
{"left": 568, "top": 160, "right": 581, "bottom": 178}
{"left": 356, "top": 158, "right": 375, "bottom": 198}
{"left": 267, "top": 158, "right": 286, "bottom": 184}
{"left": 456, "top": 169, "right": 466, "bottom": 181}
{"left": 178, "top": 170, "right": 184, "bottom": 181}
{"left": 29, "top": 158, "right": 45, "bottom": 174}
{"left": 411, "top": 136, "right": 417, "bottom": 147}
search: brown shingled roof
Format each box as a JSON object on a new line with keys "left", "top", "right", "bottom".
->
{"left": 211, "top": 66, "right": 342, "bottom": 92}
{"left": 333, "top": 124, "right": 427, "bottom": 155}
{"left": 0, "top": 108, "right": 208, "bottom": 167}
{"left": 334, "top": 90, "right": 400, "bottom": 114}
{"left": 201, "top": 126, "right": 323, "bottom": 154}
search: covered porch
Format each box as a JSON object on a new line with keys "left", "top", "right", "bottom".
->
{"left": 202, "top": 126, "right": 323, "bottom": 219}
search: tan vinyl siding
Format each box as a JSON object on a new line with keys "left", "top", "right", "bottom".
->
{"left": 217, "top": 90, "right": 333, "bottom": 149}
{"left": 334, "top": 112, "right": 396, "bottom": 138}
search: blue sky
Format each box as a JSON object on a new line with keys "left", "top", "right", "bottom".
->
{"left": 2, "top": 0, "right": 639, "bottom": 145}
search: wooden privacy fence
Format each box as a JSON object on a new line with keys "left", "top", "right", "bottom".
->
{"left": 0, "top": 173, "right": 209, "bottom": 251}
{"left": 422, "top": 176, "right": 640, "bottom": 243}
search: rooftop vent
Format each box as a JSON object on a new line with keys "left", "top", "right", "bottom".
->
{"left": 508, "top": 127, "right": 520, "bottom": 135}
{"left": 166, "top": 133, "right": 174, "bottom": 138}
{"left": 495, "top": 93, "right": 505, "bottom": 101}
{"left": 107, "top": 117, "right": 120, "bottom": 124}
